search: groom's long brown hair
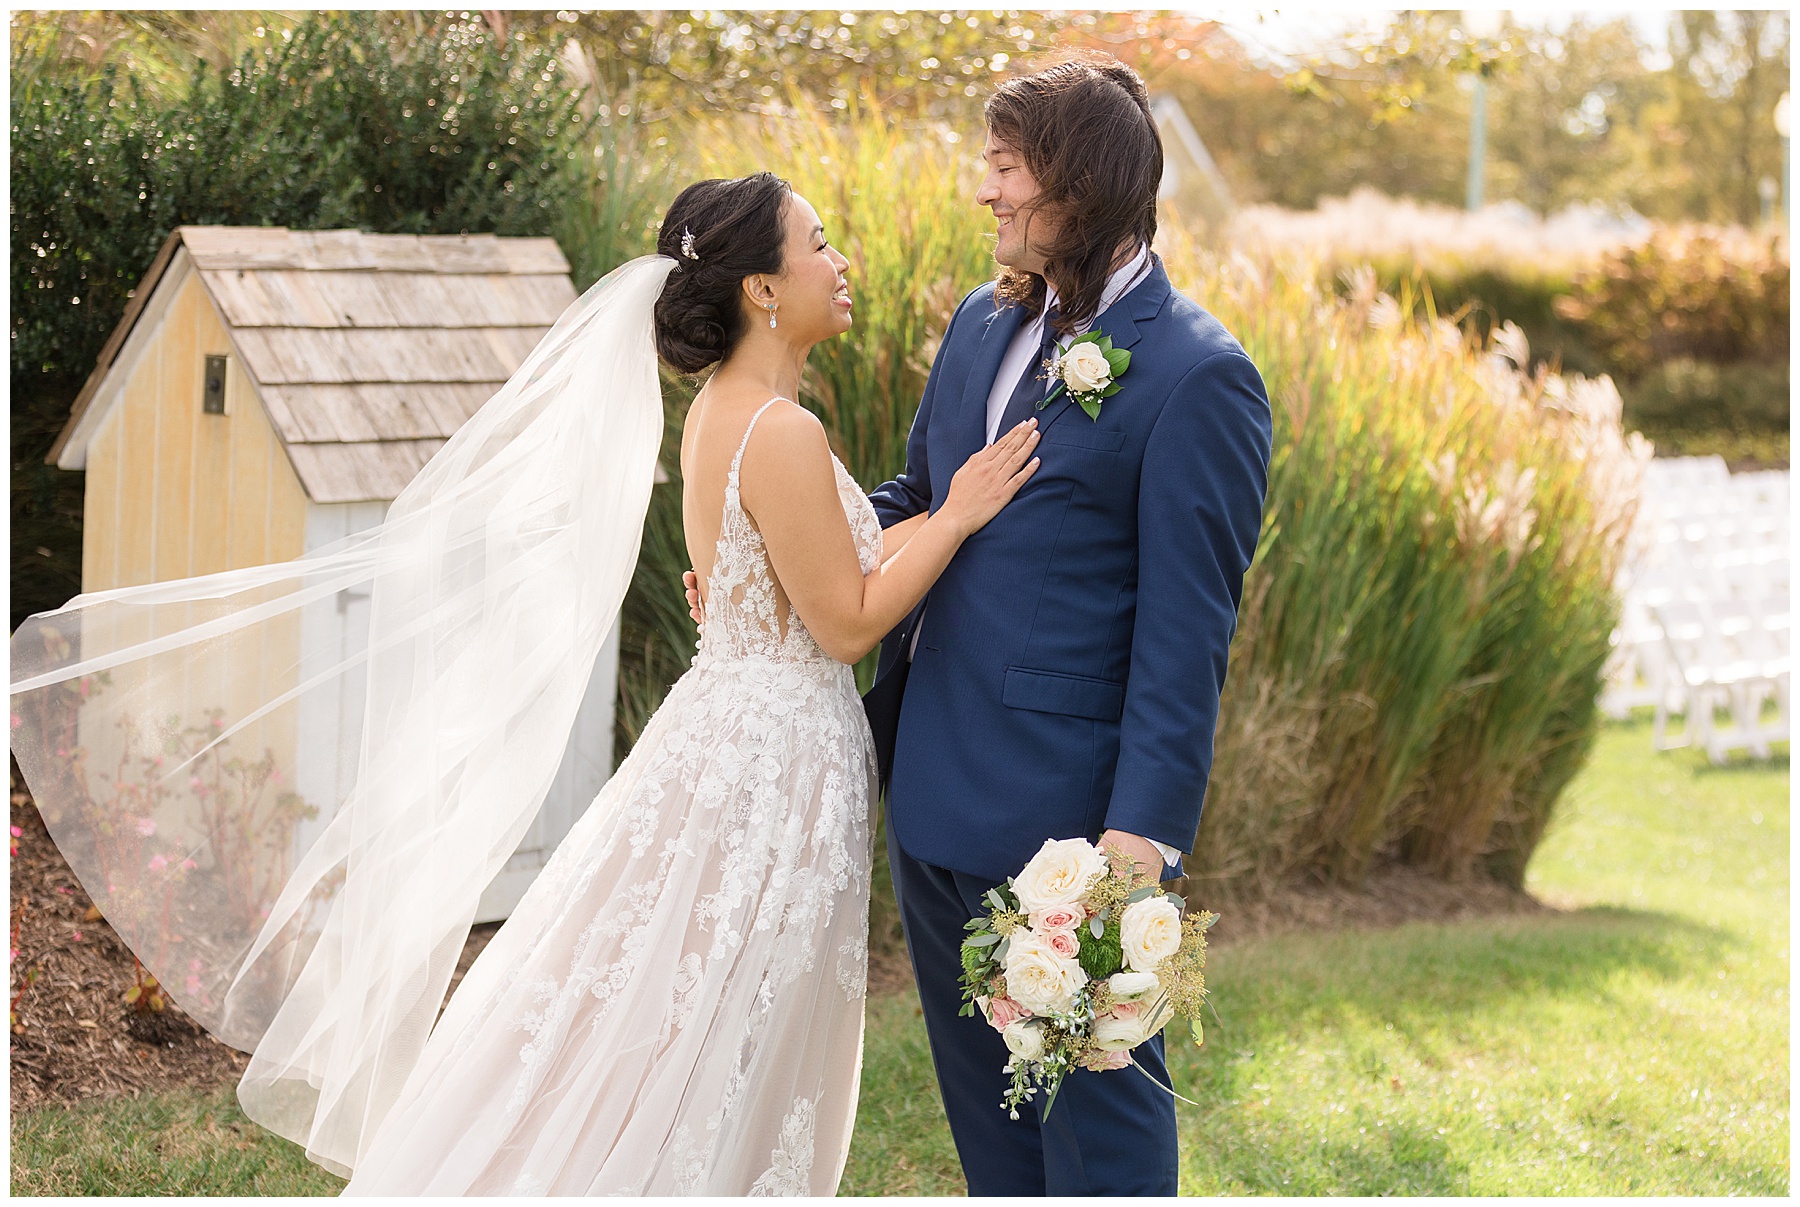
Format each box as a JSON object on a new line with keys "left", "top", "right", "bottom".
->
{"left": 986, "top": 53, "right": 1163, "bottom": 337}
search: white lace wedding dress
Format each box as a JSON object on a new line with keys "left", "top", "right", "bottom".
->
{"left": 343, "top": 400, "right": 880, "bottom": 1196}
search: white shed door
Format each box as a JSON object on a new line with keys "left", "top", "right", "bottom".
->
{"left": 300, "top": 501, "right": 619, "bottom": 924}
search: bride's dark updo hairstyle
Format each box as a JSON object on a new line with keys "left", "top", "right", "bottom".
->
{"left": 654, "top": 172, "right": 793, "bottom": 374}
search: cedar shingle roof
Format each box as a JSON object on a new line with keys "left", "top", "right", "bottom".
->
{"left": 52, "top": 225, "right": 577, "bottom": 503}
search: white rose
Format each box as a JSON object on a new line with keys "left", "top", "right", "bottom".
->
{"left": 1002, "top": 1018, "right": 1046, "bottom": 1061}
{"left": 1012, "top": 838, "right": 1110, "bottom": 914}
{"left": 1058, "top": 342, "right": 1112, "bottom": 394}
{"left": 1107, "top": 970, "right": 1161, "bottom": 1001}
{"left": 1002, "top": 931, "right": 1089, "bottom": 1016}
{"left": 1092, "top": 996, "right": 1174, "bottom": 1052}
{"left": 1119, "top": 896, "right": 1184, "bottom": 973}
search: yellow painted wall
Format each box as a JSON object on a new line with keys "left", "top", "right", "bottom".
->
{"left": 83, "top": 264, "right": 309, "bottom": 592}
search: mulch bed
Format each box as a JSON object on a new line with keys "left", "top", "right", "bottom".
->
{"left": 9, "top": 764, "right": 504, "bottom": 1115}
{"left": 10, "top": 763, "right": 250, "bottom": 1113}
{"left": 11, "top": 762, "right": 1551, "bottom": 1113}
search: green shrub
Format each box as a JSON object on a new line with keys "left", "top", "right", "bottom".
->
{"left": 1555, "top": 227, "right": 1789, "bottom": 377}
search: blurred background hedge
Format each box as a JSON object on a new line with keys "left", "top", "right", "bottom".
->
{"left": 9, "top": 11, "right": 1783, "bottom": 916}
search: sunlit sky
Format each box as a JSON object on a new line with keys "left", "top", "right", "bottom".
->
{"left": 1202, "top": 8, "right": 1675, "bottom": 68}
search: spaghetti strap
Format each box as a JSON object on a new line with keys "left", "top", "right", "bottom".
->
{"left": 727, "top": 398, "right": 787, "bottom": 484}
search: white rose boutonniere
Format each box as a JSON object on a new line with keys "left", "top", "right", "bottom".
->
{"left": 1042, "top": 331, "right": 1131, "bottom": 420}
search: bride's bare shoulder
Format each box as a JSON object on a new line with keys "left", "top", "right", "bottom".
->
{"left": 733, "top": 399, "right": 835, "bottom": 504}
{"left": 734, "top": 397, "right": 827, "bottom": 461}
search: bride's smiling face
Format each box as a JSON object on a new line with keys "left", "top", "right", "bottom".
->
{"left": 743, "top": 192, "right": 852, "bottom": 345}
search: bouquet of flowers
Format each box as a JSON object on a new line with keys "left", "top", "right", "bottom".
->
{"left": 959, "top": 837, "right": 1217, "bottom": 1119}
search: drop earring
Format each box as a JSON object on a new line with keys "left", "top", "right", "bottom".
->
{"left": 765, "top": 301, "right": 778, "bottom": 329}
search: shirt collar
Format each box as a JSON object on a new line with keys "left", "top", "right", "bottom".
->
{"left": 1042, "top": 243, "right": 1152, "bottom": 330}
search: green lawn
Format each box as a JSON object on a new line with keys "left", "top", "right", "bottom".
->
{"left": 13, "top": 719, "right": 1788, "bottom": 1196}
{"left": 839, "top": 717, "right": 1790, "bottom": 1196}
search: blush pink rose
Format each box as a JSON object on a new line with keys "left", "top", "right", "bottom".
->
{"left": 1083, "top": 1048, "right": 1132, "bottom": 1071}
{"left": 982, "top": 994, "right": 1028, "bottom": 1032}
{"left": 1030, "top": 905, "right": 1084, "bottom": 933}
{"left": 1043, "top": 929, "right": 1081, "bottom": 961}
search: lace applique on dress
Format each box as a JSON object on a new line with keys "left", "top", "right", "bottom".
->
{"left": 747, "top": 1097, "right": 817, "bottom": 1197}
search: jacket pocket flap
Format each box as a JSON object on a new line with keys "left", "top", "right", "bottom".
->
{"left": 1002, "top": 667, "right": 1125, "bottom": 721}
{"left": 1043, "top": 423, "right": 1126, "bottom": 452}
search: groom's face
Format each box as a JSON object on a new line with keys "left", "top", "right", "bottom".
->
{"left": 977, "top": 131, "right": 1056, "bottom": 276}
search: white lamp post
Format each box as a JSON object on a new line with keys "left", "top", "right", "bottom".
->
{"left": 1462, "top": 10, "right": 1505, "bottom": 212}
{"left": 1775, "top": 93, "right": 1790, "bottom": 228}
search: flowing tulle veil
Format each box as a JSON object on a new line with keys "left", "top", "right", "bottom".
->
{"left": 10, "top": 253, "right": 678, "bottom": 1175}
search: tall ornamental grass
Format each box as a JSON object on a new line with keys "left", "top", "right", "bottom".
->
{"left": 611, "top": 106, "right": 1647, "bottom": 895}
{"left": 1167, "top": 241, "right": 1648, "bottom": 892}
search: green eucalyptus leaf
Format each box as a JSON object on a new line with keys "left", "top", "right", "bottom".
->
{"left": 994, "top": 936, "right": 1011, "bottom": 961}
{"left": 1088, "top": 916, "right": 1105, "bottom": 939}
{"left": 966, "top": 932, "right": 1000, "bottom": 948}
{"left": 986, "top": 888, "right": 1007, "bottom": 911}
{"left": 1127, "top": 884, "right": 1158, "bottom": 903}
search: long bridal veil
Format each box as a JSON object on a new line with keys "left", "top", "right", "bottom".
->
{"left": 9, "top": 254, "right": 678, "bottom": 1175}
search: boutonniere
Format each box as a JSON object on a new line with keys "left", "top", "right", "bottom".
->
{"left": 1040, "top": 332, "right": 1131, "bottom": 420}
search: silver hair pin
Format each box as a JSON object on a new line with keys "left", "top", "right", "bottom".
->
{"left": 680, "top": 226, "right": 700, "bottom": 261}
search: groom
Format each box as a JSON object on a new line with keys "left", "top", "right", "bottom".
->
{"left": 862, "top": 55, "right": 1271, "bottom": 1195}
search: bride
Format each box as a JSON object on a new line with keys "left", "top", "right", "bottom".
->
{"left": 8, "top": 172, "right": 1039, "bottom": 1195}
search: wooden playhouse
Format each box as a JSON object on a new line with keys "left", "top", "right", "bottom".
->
{"left": 48, "top": 225, "right": 617, "bottom": 921}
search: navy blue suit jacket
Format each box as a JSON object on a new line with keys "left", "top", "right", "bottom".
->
{"left": 865, "top": 257, "right": 1273, "bottom": 883}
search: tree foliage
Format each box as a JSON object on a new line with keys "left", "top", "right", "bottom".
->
{"left": 1145, "top": 11, "right": 1789, "bottom": 224}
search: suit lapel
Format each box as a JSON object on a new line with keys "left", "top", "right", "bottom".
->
{"left": 1035, "top": 257, "right": 1175, "bottom": 437}
{"left": 954, "top": 298, "right": 1025, "bottom": 463}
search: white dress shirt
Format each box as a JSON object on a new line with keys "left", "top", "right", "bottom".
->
{"left": 984, "top": 243, "right": 1153, "bottom": 445}
{"left": 916, "top": 245, "right": 1181, "bottom": 870}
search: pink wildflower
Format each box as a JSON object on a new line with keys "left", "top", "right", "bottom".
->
{"left": 135, "top": 817, "right": 157, "bottom": 838}
{"left": 148, "top": 854, "right": 167, "bottom": 871}
{"left": 10, "top": 826, "right": 21, "bottom": 838}
{"left": 180, "top": 859, "right": 197, "bottom": 871}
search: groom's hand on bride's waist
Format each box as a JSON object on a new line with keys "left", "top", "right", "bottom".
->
{"left": 682, "top": 570, "right": 705, "bottom": 627}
